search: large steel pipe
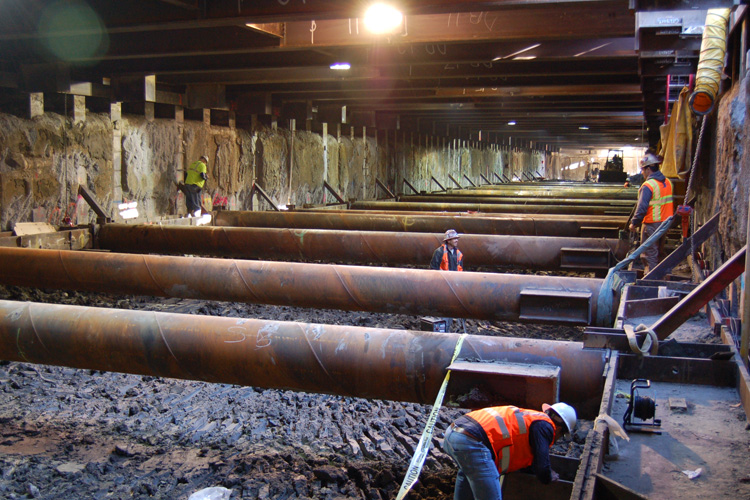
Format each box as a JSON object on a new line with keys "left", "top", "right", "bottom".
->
{"left": 0, "top": 300, "right": 607, "bottom": 416}
{"left": 443, "top": 186, "right": 638, "bottom": 200}
{"left": 96, "top": 224, "right": 628, "bottom": 268}
{"left": 296, "top": 209, "right": 630, "bottom": 228}
{"left": 350, "top": 201, "right": 632, "bottom": 216}
{"left": 214, "top": 210, "right": 590, "bottom": 237}
{"left": 399, "top": 195, "right": 636, "bottom": 208}
{"left": 0, "top": 247, "right": 610, "bottom": 325}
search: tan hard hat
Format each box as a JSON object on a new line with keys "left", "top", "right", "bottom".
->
{"left": 443, "top": 229, "right": 460, "bottom": 241}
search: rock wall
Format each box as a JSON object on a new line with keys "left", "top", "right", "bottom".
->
{"left": 0, "top": 109, "right": 545, "bottom": 231}
{"left": 693, "top": 71, "right": 750, "bottom": 268}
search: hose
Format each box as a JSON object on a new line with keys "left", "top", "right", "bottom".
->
{"left": 689, "top": 8, "right": 731, "bottom": 115}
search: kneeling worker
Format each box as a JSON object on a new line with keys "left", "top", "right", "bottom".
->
{"left": 442, "top": 402, "right": 577, "bottom": 500}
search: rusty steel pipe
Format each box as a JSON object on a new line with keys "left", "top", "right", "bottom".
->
{"left": 219, "top": 208, "right": 628, "bottom": 230}
{"left": 443, "top": 187, "right": 638, "bottom": 200}
{"left": 96, "top": 224, "right": 628, "bottom": 268}
{"left": 0, "top": 247, "right": 611, "bottom": 325}
{"left": 0, "top": 300, "right": 607, "bottom": 416}
{"left": 214, "top": 210, "right": 590, "bottom": 237}
{"left": 399, "top": 195, "right": 636, "bottom": 208}
{"left": 350, "top": 201, "right": 632, "bottom": 216}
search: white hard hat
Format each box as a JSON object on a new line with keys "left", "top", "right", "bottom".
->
{"left": 640, "top": 152, "right": 662, "bottom": 168}
{"left": 543, "top": 402, "right": 577, "bottom": 434}
{"left": 443, "top": 229, "right": 460, "bottom": 241}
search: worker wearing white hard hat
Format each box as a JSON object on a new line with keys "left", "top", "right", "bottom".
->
{"left": 442, "top": 402, "right": 577, "bottom": 499}
{"left": 629, "top": 149, "right": 674, "bottom": 271}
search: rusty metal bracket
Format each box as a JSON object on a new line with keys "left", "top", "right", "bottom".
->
{"left": 323, "top": 180, "right": 346, "bottom": 204}
{"left": 448, "top": 174, "right": 462, "bottom": 188}
{"left": 431, "top": 176, "right": 446, "bottom": 192}
{"left": 403, "top": 178, "right": 419, "bottom": 195}
{"left": 519, "top": 289, "right": 593, "bottom": 325}
{"left": 503, "top": 173, "right": 512, "bottom": 183}
{"left": 375, "top": 178, "right": 395, "bottom": 199}
{"left": 251, "top": 182, "right": 280, "bottom": 211}
{"left": 560, "top": 248, "right": 612, "bottom": 270}
{"left": 644, "top": 211, "right": 720, "bottom": 280}
{"left": 480, "top": 173, "right": 491, "bottom": 185}
{"left": 446, "top": 360, "right": 560, "bottom": 410}
{"left": 493, "top": 172, "right": 505, "bottom": 183}
{"left": 463, "top": 174, "right": 476, "bottom": 187}
{"left": 77, "top": 185, "right": 111, "bottom": 223}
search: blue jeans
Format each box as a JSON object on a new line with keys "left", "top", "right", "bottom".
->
{"left": 442, "top": 426, "right": 503, "bottom": 500}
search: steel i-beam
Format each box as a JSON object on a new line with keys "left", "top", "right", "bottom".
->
{"left": 0, "top": 247, "right": 612, "bottom": 326}
{"left": 350, "top": 201, "right": 632, "bottom": 216}
{"left": 0, "top": 300, "right": 607, "bottom": 416}
{"left": 96, "top": 224, "right": 628, "bottom": 270}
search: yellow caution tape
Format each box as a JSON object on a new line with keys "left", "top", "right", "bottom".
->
{"left": 395, "top": 333, "right": 467, "bottom": 500}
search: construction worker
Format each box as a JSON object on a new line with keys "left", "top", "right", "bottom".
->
{"left": 442, "top": 403, "right": 577, "bottom": 500}
{"left": 430, "top": 229, "right": 464, "bottom": 332}
{"left": 184, "top": 154, "right": 209, "bottom": 217}
{"left": 629, "top": 151, "right": 674, "bottom": 271}
{"left": 431, "top": 229, "right": 463, "bottom": 271}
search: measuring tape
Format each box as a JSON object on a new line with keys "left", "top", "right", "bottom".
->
{"left": 395, "top": 333, "right": 467, "bottom": 500}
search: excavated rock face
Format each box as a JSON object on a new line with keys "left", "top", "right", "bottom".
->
{"left": 0, "top": 111, "right": 520, "bottom": 231}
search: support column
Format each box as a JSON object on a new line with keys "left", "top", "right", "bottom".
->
{"left": 111, "top": 102, "right": 122, "bottom": 207}
{"left": 29, "top": 92, "right": 43, "bottom": 118}
{"left": 322, "top": 122, "right": 328, "bottom": 204}
{"left": 73, "top": 95, "right": 86, "bottom": 124}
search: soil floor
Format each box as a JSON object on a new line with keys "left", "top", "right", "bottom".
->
{"left": 0, "top": 279, "right": 733, "bottom": 500}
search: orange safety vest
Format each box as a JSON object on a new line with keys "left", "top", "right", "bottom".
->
{"left": 440, "top": 245, "right": 463, "bottom": 271}
{"left": 466, "top": 406, "right": 555, "bottom": 474}
{"left": 641, "top": 177, "right": 674, "bottom": 223}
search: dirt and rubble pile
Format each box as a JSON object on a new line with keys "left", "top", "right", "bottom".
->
{"left": 0, "top": 286, "right": 590, "bottom": 499}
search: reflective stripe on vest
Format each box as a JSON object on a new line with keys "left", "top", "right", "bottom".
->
{"left": 466, "top": 406, "right": 554, "bottom": 474}
{"left": 643, "top": 177, "right": 674, "bottom": 223}
{"left": 439, "top": 245, "right": 463, "bottom": 271}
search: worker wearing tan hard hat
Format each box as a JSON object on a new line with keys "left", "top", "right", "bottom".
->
{"left": 429, "top": 229, "right": 464, "bottom": 332}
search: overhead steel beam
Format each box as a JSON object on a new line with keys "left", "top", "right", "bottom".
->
{"left": 0, "top": 247, "right": 612, "bottom": 326}
{"left": 282, "top": 3, "right": 634, "bottom": 47}
{"left": 93, "top": 224, "right": 628, "bottom": 269}
{"left": 0, "top": 299, "right": 607, "bottom": 416}
{"left": 213, "top": 210, "right": 623, "bottom": 237}
{"left": 350, "top": 201, "right": 633, "bottom": 216}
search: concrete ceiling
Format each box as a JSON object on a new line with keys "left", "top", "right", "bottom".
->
{"left": 0, "top": 0, "right": 737, "bottom": 149}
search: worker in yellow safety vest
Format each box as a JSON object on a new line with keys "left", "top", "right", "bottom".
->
{"left": 183, "top": 154, "right": 209, "bottom": 217}
{"left": 442, "top": 403, "right": 577, "bottom": 499}
{"left": 629, "top": 151, "right": 674, "bottom": 271}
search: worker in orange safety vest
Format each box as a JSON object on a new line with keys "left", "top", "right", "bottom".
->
{"left": 442, "top": 403, "right": 577, "bottom": 500}
{"left": 629, "top": 151, "right": 674, "bottom": 271}
{"left": 430, "top": 229, "right": 464, "bottom": 331}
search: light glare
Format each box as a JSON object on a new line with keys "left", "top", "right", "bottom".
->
{"left": 364, "top": 4, "right": 403, "bottom": 34}
{"left": 330, "top": 62, "right": 351, "bottom": 70}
